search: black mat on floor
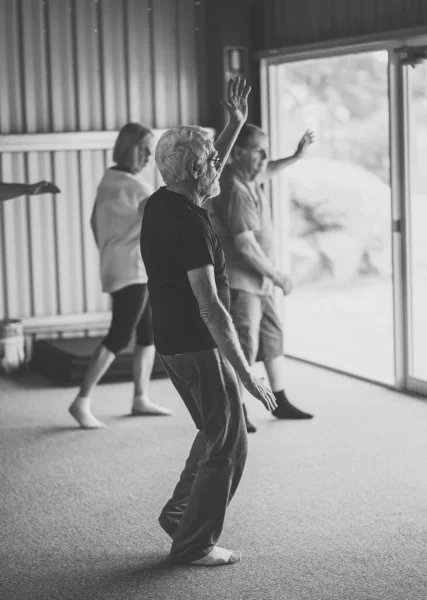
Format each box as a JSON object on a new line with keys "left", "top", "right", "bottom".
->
{"left": 31, "top": 337, "right": 167, "bottom": 387}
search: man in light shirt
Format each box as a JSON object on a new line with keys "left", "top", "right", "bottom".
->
{"left": 207, "top": 124, "right": 315, "bottom": 432}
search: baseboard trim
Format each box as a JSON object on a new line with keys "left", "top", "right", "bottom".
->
{"left": 21, "top": 313, "right": 111, "bottom": 335}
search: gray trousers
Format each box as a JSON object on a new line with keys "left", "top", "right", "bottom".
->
{"left": 158, "top": 348, "right": 248, "bottom": 563}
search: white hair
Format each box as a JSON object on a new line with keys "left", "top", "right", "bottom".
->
{"left": 155, "top": 126, "right": 214, "bottom": 185}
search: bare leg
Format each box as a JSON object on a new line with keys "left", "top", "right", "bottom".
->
{"left": 264, "top": 355, "right": 286, "bottom": 391}
{"left": 68, "top": 344, "right": 115, "bottom": 429}
{"left": 131, "top": 344, "right": 173, "bottom": 416}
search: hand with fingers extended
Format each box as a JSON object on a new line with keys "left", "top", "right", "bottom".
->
{"left": 30, "top": 180, "right": 61, "bottom": 195}
{"left": 295, "top": 130, "right": 315, "bottom": 158}
{"left": 273, "top": 270, "right": 293, "bottom": 295}
{"left": 222, "top": 76, "right": 251, "bottom": 125}
{"left": 240, "top": 372, "right": 277, "bottom": 412}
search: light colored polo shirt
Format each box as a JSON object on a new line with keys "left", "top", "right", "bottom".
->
{"left": 207, "top": 165, "right": 274, "bottom": 295}
{"left": 91, "top": 168, "right": 153, "bottom": 293}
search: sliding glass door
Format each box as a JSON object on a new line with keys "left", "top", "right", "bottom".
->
{"left": 261, "top": 38, "right": 427, "bottom": 393}
{"left": 403, "top": 54, "right": 427, "bottom": 394}
{"left": 264, "top": 50, "right": 395, "bottom": 384}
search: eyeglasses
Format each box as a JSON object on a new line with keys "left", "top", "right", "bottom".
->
{"left": 207, "top": 157, "right": 222, "bottom": 171}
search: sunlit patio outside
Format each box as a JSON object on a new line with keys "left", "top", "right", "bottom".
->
{"left": 271, "top": 52, "right": 427, "bottom": 384}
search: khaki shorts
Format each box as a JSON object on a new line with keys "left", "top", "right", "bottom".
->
{"left": 230, "top": 289, "right": 283, "bottom": 365}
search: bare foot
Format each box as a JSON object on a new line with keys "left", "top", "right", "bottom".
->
{"left": 190, "top": 546, "right": 241, "bottom": 567}
{"left": 131, "top": 395, "right": 173, "bottom": 416}
{"left": 69, "top": 397, "right": 106, "bottom": 429}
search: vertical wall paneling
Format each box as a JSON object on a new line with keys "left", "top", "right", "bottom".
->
{"left": 152, "top": 0, "right": 180, "bottom": 127}
{"left": 359, "top": 0, "right": 377, "bottom": 37}
{"left": 294, "top": 0, "right": 312, "bottom": 44}
{"left": 125, "top": 0, "right": 155, "bottom": 125}
{"left": 73, "top": 0, "right": 103, "bottom": 131}
{"left": 99, "top": 0, "right": 128, "bottom": 129}
{"left": 0, "top": 0, "right": 207, "bottom": 134}
{"left": 27, "top": 152, "right": 58, "bottom": 317}
{"left": 0, "top": 1, "right": 24, "bottom": 133}
{"left": 264, "top": 0, "right": 427, "bottom": 50}
{"left": 305, "top": 0, "right": 320, "bottom": 43}
{"left": 350, "top": 0, "right": 365, "bottom": 38}
{"left": 0, "top": 129, "right": 177, "bottom": 329}
{"left": 376, "top": 0, "right": 392, "bottom": 33}
{"left": 195, "top": 0, "right": 209, "bottom": 126}
{"left": 79, "top": 150, "right": 107, "bottom": 314}
{"left": 1, "top": 153, "right": 32, "bottom": 319}
{"left": 47, "top": 0, "right": 77, "bottom": 131}
{"left": 0, "top": 0, "right": 216, "bottom": 334}
{"left": 333, "top": 0, "right": 347, "bottom": 41}
{"left": 104, "top": 149, "right": 113, "bottom": 169}
{"left": 53, "top": 150, "right": 85, "bottom": 314}
{"left": 177, "top": 0, "right": 199, "bottom": 124}
{"left": 20, "top": 0, "right": 51, "bottom": 132}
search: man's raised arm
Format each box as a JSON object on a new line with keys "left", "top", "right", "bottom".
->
{"left": 214, "top": 77, "right": 251, "bottom": 172}
{"left": 266, "top": 130, "right": 314, "bottom": 178}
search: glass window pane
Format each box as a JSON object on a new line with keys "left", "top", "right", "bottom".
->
{"left": 271, "top": 51, "right": 394, "bottom": 383}
{"left": 407, "top": 62, "right": 427, "bottom": 381}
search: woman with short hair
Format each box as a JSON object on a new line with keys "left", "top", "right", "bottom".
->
{"left": 69, "top": 122, "right": 172, "bottom": 429}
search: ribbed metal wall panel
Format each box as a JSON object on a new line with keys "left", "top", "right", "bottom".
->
{"left": 0, "top": 133, "right": 158, "bottom": 325}
{"left": 263, "top": 0, "right": 427, "bottom": 49}
{"left": 48, "top": 0, "right": 78, "bottom": 132}
{"left": 0, "top": 134, "right": 121, "bottom": 323}
{"left": 125, "top": 0, "right": 155, "bottom": 126}
{"left": 0, "top": 0, "right": 209, "bottom": 335}
{"left": 0, "top": 128, "right": 212, "bottom": 328}
{"left": 0, "top": 1, "right": 24, "bottom": 132}
{"left": 74, "top": 0, "right": 103, "bottom": 131}
{"left": 0, "top": 0, "right": 204, "bottom": 134}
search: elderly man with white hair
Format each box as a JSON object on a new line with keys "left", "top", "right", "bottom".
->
{"left": 140, "top": 77, "right": 277, "bottom": 567}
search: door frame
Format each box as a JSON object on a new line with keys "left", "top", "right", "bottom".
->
{"left": 396, "top": 42, "right": 427, "bottom": 395}
{"left": 259, "top": 31, "right": 427, "bottom": 394}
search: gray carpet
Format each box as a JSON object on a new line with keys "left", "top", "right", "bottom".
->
{"left": 1, "top": 361, "right": 427, "bottom": 600}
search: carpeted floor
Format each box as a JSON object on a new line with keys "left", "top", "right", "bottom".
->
{"left": 1, "top": 361, "right": 427, "bottom": 600}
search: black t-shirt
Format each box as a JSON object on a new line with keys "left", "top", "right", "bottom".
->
{"left": 140, "top": 187, "right": 229, "bottom": 355}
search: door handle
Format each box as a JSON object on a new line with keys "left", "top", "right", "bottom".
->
{"left": 392, "top": 219, "right": 402, "bottom": 233}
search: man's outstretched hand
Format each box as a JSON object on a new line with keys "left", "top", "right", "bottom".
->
{"left": 240, "top": 372, "right": 277, "bottom": 412}
{"left": 295, "top": 130, "right": 315, "bottom": 158}
{"left": 222, "top": 76, "right": 251, "bottom": 125}
{"left": 30, "top": 180, "right": 61, "bottom": 195}
{"left": 274, "top": 271, "right": 293, "bottom": 296}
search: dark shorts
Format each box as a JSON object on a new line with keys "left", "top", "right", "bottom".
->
{"left": 230, "top": 289, "right": 283, "bottom": 365}
{"left": 103, "top": 283, "right": 154, "bottom": 354}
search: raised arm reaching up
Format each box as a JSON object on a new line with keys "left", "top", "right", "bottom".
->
{"left": 214, "top": 76, "right": 251, "bottom": 171}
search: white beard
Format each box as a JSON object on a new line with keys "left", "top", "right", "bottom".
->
{"left": 208, "top": 179, "right": 221, "bottom": 199}
{"left": 198, "top": 173, "right": 220, "bottom": 202}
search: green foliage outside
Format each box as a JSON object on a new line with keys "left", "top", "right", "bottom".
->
{"left": 280, "top": 52, "right": 427, "bottom": 285}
